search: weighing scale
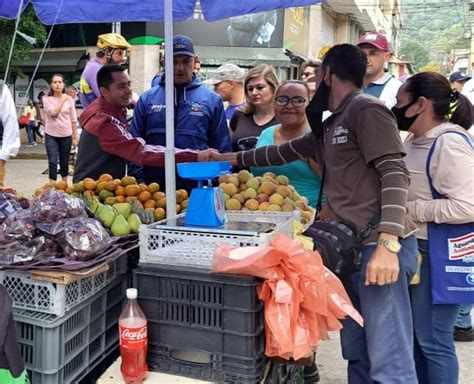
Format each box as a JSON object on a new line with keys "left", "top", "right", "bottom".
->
{"left": 177, "top": 162, "right": 232, "bottom": 227}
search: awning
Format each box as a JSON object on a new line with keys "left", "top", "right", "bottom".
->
{"left": 195, "top": 46, "right": 291, "bottom": 67}
{"left": 16, "top": 48, "right": 87, "bottom": 72}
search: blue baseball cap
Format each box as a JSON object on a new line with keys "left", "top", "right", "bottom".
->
{"left": 173, "top": 35, "right": 195, "bottom": 57}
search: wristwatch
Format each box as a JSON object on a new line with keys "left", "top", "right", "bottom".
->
{"left": 377, "top": 239, "right": 401, "bottom": 253}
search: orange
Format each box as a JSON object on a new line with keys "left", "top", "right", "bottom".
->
{"left": 98, "top": 173, "right": 113, "bottom": 182}
{"left": 153, "top": 191, "right": 166, "bottom": 201}
{"left": 176, "top": 204, "right": 182, "bottom": 214}
{"left": 83, "top": 178, "right": 97, "bottom": 190}
{"left": 147, "top": 182, "right": 160, "bottom": 193}
{"left": 34, "top": 188, "right": 44, "bottom": 197}
{"left": 125, "top": 185, "right": 141, "bottom": 196}
{"left": 138, "top": 190, "right": 152, "bottom": 203}
{"left": 177, "top": 189, "right": 189, "bottom": 201}
{"left": 139, "top": 183, "right": 148, "bottom": 192}
{"left": 83, "top": 190, "right": 95, "bottom": 198}
{"left": 55, "top": 180, "right": 68, "bottom": 191}
{"left": 156, "top": 197, "right": 167, "bottom": 209}
{"left": 104, "top": 196, "right": 116, "bottom": 205}
{"left": 154, "top": 207, "right": 166, "bottom": 221}
{"left": 115, "top": 195, "right": 126, "bottom": 203}
{"left": 144, "top": 199, "right": 156, "bottom": 209}
{"left": 96, "top": 181, "right": 108, "bottom": 192}
{"left": 125, "top": 196, "right": 138, "bottom": 203}
{"left": 65, "top": 187, "right": 75, "bottom": 195}
{"left": 115, "top": 185, "right": 126, "bottom": 196}
{"left": 105, "top": 180, "right": 118, "bottom": 192}
{"left": 121, "top": 176, "right": 137, "bottom": 186}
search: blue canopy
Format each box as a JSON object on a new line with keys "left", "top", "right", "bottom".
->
{"left": 1, "top": 0, "right": 322, "bottom": 217}
{"left": 1, "top": 0, "right": 322, "bottom": 23}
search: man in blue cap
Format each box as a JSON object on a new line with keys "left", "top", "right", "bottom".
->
{"left": 128, "top": 35, "right": 231, "bottom": 189}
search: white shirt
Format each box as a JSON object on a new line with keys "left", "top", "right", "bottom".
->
{"left": 461, "top": 78, "right": 474, "bottom": 105}
{"left": 374, "top": 73, "right": 402, "bottom": 109}
{"left": 0, "top": 82, "right": 21, "bottom": 161}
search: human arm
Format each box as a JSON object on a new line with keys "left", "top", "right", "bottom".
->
{"left": 92, "top": 114, "right": 200, "bottom": 166}
{"left": 43, "top": 94, "right": 68, "bottom": 118}
{"left": 353, "top": 104, "right": 410, "bottom": 286}
{"left": 407, "top": 133, "right": 474, "bottom": 225}
{"left": 0, "top": 85, "right": 20, "bottom": 161}
{"left": 69, "top": 98, "right": 79, "bottom": 146}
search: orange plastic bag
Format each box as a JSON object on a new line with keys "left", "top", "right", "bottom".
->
{"left": 212, "top": 235, "right": 363, "bottom": 360}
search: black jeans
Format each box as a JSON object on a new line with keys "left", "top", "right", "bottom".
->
{"left": 45, "top": 134, "right": 72, "bottom": 180}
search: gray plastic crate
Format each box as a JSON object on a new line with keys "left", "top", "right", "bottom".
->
{"left": 14, "top": 274, "right": 127, "bottom": 384}
{"left": 133, "top": 264, "right": 266, "bottom": 382}
{"left": 0, "top": 252, "right": 128, "bottom": 317}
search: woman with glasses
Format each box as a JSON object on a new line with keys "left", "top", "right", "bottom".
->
{"left": 229, "top": 64, "right": 279, "bottom": 151}
{"left": 252, "top": 80, "right": 322, "bottom": 207}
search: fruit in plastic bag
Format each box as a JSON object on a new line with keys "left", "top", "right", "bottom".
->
{"left": 59, "top": 217, "right": 111, "bottom": 261}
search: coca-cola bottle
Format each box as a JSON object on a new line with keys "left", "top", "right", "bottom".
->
{"left": 119, "top": 288, "right": 148, "bottom": 383}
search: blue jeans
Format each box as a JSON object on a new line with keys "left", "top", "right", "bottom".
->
{"left": 410, "top": 239, "right": 459, "bottom": 384}
{"left": 455, "top": 304, "right": 472, "bottom": 328}
{"left": 45, "top": 134, "right": 72, "bottom": 180}
{"left": 340, "top": 235, "right": 419, "bottom": 384}
{"left": 26, "top": 121, "right": 36, "bottom": 144}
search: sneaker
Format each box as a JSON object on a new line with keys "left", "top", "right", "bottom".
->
{"left": 454, "top": 326, "right": 473, "bottom": 342}
{"left": 26, "top": 143, "right": 35, "bottom": 147}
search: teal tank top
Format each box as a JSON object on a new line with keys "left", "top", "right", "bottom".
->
{"left": 251, "top": 125, "right": 322, "bottom": 208}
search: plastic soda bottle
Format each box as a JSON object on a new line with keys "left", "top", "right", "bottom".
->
{"left": 119, "top": 288, "right": 148, "bottom": 383}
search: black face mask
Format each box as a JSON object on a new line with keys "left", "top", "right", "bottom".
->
{"left": 306, "top": 79, "right": 331, "bottom": 139}
{"left": 391, "top": 99, "right": 419, "bottom": 131}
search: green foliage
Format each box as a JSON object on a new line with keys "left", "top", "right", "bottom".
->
{"left": 399, "top": 0, "right": 470, "bottom": 72}
{"left": 419, "top": 61, "right": 442, "bottom": 73}
{"left": 0, "top": 4, "right": 47, "bottom": 80}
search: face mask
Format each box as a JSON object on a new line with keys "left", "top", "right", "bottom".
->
{"left": 391, "top": 99, "right": 419, "bottom": 131}
{"left": 306, "top": 78, "right": 331, "bottom": 139}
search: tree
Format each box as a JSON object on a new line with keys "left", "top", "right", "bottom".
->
{"left": 399, "top": 42, "right": 430, "bottom": 71}
{"left": 399, "top": 0, "right": 470, "bottom": 73}
{"left": 0, "top": 4, "right": 47, "bottom": 81}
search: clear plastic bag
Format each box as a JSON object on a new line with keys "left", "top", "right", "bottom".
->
{"left": 31, "top": 188, "right": 86, "bottom": 223}
{"left": 58, "top": 217, "right": 111, "bottom": 261}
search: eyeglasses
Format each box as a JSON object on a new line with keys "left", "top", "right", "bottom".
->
{"left": 274, "top": 95, "right": 306, "bottom": 107}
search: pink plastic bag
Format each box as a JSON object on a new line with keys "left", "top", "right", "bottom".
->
{"left": 213, "top": 235, "right": 363, "bottom": 360}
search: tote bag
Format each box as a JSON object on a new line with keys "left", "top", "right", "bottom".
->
{"left": 426, "top": 131, "right": 474, "bottom": 304}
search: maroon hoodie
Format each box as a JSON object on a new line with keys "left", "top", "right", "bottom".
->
{"left": 73, "top": 97, "right": 198, "bottom": 182}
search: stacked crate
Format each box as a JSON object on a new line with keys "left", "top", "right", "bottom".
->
{"left": 0, "top": 254, "right": 129, "bottom": 384}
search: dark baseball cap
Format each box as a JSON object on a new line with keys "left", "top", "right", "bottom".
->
{"left": 357, "top": 32, "right": 389, "bottom": 52}
{"left": 173, "top": 35, "right": 195, "bottom": 57}
{"left": 449, "top": 71, "right": 471, "bottom": 83}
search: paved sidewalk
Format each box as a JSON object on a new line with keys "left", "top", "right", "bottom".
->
{"left": 16, "top": 142, "right": 48, "bottom": 160}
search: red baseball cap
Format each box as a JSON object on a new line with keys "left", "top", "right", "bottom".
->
{"left": 357, "top": 32, "right": 389, "bottom": 52}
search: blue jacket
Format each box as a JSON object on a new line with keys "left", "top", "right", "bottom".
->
{"left": 129, "top": 75, "right": 231, "bottom": 188}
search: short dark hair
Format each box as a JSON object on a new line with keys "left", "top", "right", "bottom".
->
{"left": 277, "top": 80, "right": 310, "bottom": 98}
{"left": 405, "top": 72, "right": 473, "bottom": 130}
{"left": 97, "top": 64, "right": 127, "bottom": 89}
{"left": 321, "top": 44, "right": 367, "bottom": 88}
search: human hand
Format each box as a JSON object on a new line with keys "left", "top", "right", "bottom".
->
{"left": 365, "top": 244, "right": 400, "bottom": 286}
{"left": 197, "top": 148, "right": 220, "bottom": 162}
{"left": 72, "top": 138, "right": 79, "bottom": 147}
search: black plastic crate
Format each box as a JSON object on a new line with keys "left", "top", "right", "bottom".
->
{"left": 133, "top": 264, "right": 266, "bottom": 381}
{"left": 149, "top": 344, "right": 266, "bottom": 384}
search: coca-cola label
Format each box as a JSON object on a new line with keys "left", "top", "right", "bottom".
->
{"left": 119, "top": 325, "right": 148, "bottom": 349}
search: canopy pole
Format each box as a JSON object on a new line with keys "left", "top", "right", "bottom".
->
{"left": 164, "top": 0, "right": 177, "bottom": 217}
{"left": 3, "top": 0, "right": 23, "bottom": 83}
